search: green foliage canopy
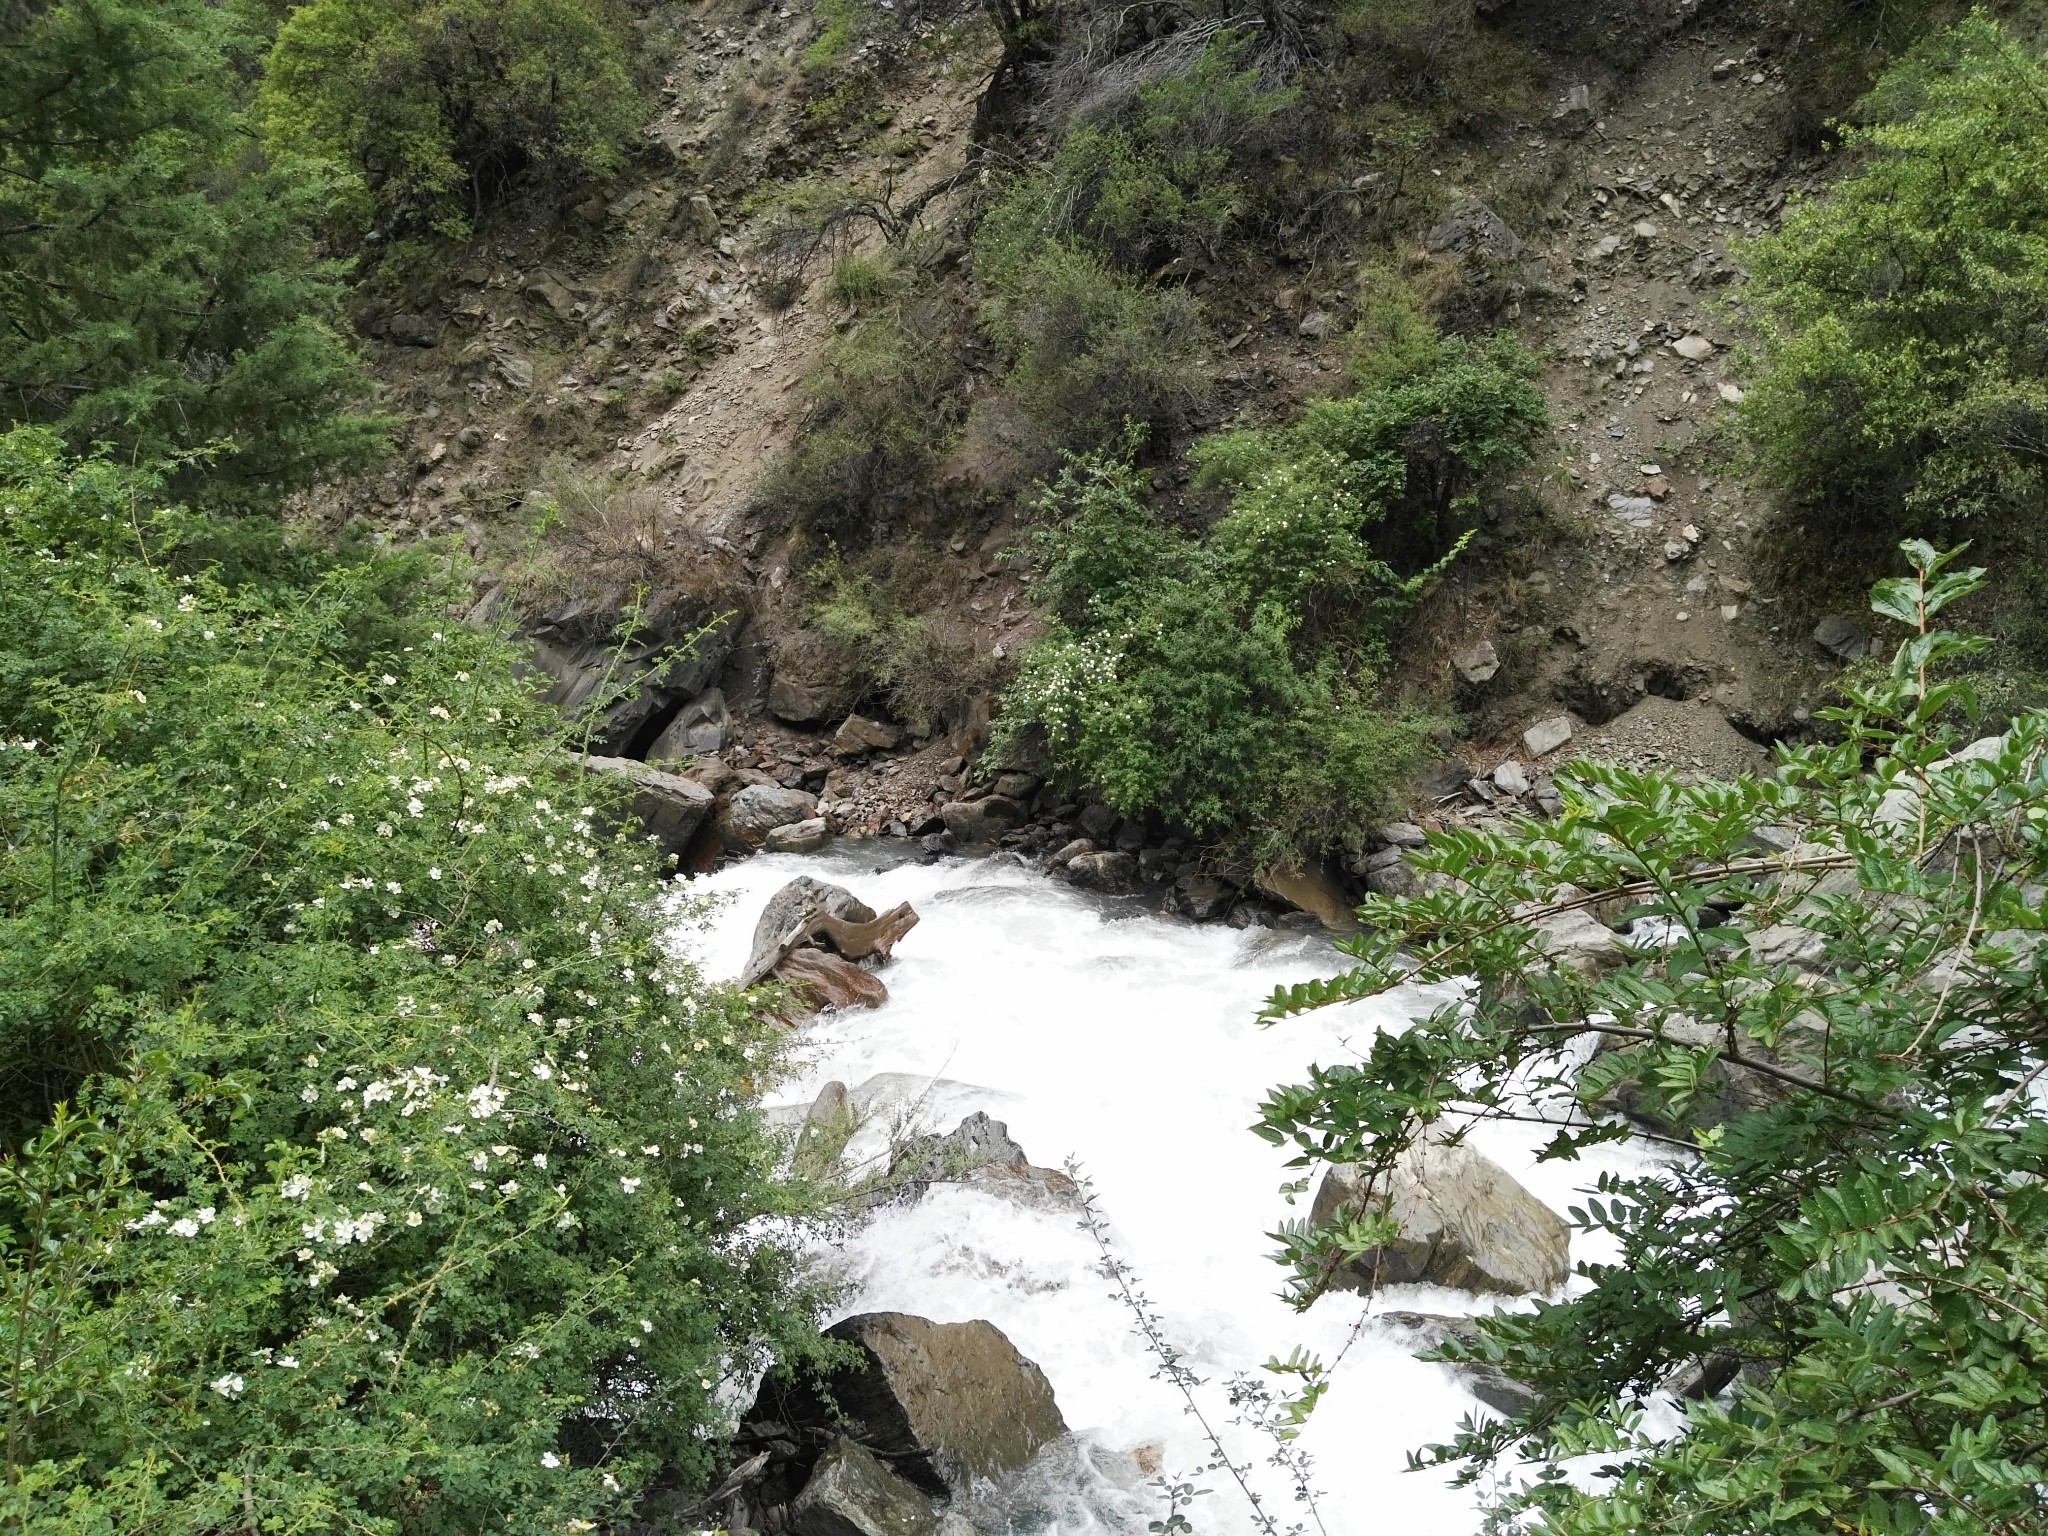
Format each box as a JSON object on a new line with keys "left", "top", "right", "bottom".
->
{"left": 1741, "top": 13, "right": 2048, "bottom": 528}
{"left": 0, "top": 431, "right": 825, "bottom": 1531}
{"left": 0, "top": 0, "right": 388, "bottom": 505}
{"left": 260, "top": 0, "right": 642, "bottom": 238}
{"left": 1257, "top": 544, "right": 2048, "bottom": 1533}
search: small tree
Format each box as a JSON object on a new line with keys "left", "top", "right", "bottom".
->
{"left": 1256, "top": 542, "right": 2048, "bottom": 1533}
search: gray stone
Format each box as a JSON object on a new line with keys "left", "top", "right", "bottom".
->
{"left": 769, "top": 673, "right": 853, "bottom": 725}
{"left": 751, "top": 1314, "right": 1066, "bottom": 1496}
{"left": 1608, "top": 493, "right": 1656, "bottom": 528}
{"left": 1424, "top": 199, "right": 1525, "bottom": 263}
{"left": 1452, "top": 639, "right": 1501, "bottom": 685}
{"left": 648, "top": 688, "right": 732, "bottom": 760}
{"left": 1523, "top": 715, "right": 1575, "bottom": 758}
{"left": 1297, "top": 309, "right": 1335, "bottom": 339}
{"left": 789, "top": 1437, "right": 941, "bottom": 1536}
{"left": 1380, "top": 822, "right": 1428, "bottom": 849}
{"left": 939, "top": 796, "right": 1026, "bottom": 845}
{"left": 1048, "top": 838, "right": 1094, "bottom": 868}
{"left": 1664, "top": 538, "right": 1696, "bottom": 563}
{"left": 1671, "top": 334, "right": 1715, "bottom": 361}
{"left": 889, "top": 1111, "right": 1030, "bottom": 1201}
{"left": 720, "top": 784, "right": 821, "bottom": 850}
{"left": 384, "top": 313, "right": 438, "bottom": 347}
{"left": 1492, "top": 760, "right": 1531, "bottom": 796}
{"left": 1813, "top": 614, "right": 1874, "bottom": 663}
{"left": 1632, "top": 220, "right": 1661, "bottom": 244}
{"left": 832, "top": 716, "right": 901, "bottom": 756}
{"left": 992, "top": 771, "right": 1040, "bottom": 801}
{"left": 1365, "top": 859, "right": 1421, "bottom": 899}
{"left": 1551, "top": 83, "right": 1594, "bottom": 131}
{"left": 1525, "top": 903, "right": 1624, "bottom": 976}
{"left": 1748, "top": 922, "right": 1826, "bottom": 970}
{"left": 576, "top": 755, "right": 713, "bottom": 867}
{"left": 765, "top": 817, "right": 833, "bottom": 854}
{"left": 1313, "top": 1127, "right": 1571, "bottom": 1296}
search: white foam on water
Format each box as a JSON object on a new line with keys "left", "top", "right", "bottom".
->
{"left": 676, "top": 849, "right": 1669, "bottom": 1534}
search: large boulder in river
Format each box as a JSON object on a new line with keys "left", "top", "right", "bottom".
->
{"left": 749, "top": 1313, "right": 1067, "bottom": 1496}
{"left": 745, "top": 878, "right": 876, "bottom": 980}
{"left": 576, "top": 755, "right": 713, "bottom": 865}
{"left": 938, "top": 796, "right": 1026, "bottom": 845}
{"left": 1255, "top": 862, "right": 1361, "bottom": 933}
{"left": 778, "top": 947, "right": 889, "bottom": 1011}
{"left": 1312, "top": 1127, "right": 1570, "bottom": 1295}
{"left": 719, "top": 783, "right": 821, "bottom": 850}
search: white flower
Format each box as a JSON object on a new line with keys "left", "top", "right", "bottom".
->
{"left": 377, "top": 823, "right": 393, "bottom": 837}
{"left": 531, "top": 1153, "right": 547, "bottom": 1169}
{"left": 405, "top": 1210, "right": 422, "bottom": 1227}
{"left": 407, "top": 798, "right": 425, "bottom": 818}
{"left": 428, "top": 705, "right": 450, "bottom": 721}
{"left": 362, "top": 1081, "right": 393, "bottom": 1106}
{"left": 275, "top": 1355, "right": 299, "bottom": 1369}
{"left": 638, "top": 1319, "right": 653, "bottom": 1334}
{"left": 470, "top": 1152, "right": 489, "bottom": 1171}
{"left": 483, "top": 918, "right": 501, "bottom": 934}
{"left": 170, "top": 1217, "right": 200, "bottom": 1238}
{"left": 195, "top": 1206, "right": 216, "bottom": 1226}
{"left": 336, "top": 1076, "right": 358, "bottom": 1092}
{"left": 467, "top": 1083, "right": 506, "bottom": 1119}
{"left": 540, "top": 1452, "right": 561, "bottom": 1469}
{"left": 209, "top": 1373, "right": 245, "bottom": 1399}
{"left": 619, "top": 1177, "right": 641, "bottom": 1194}
{"left": 498, "top": 1180, "right": 520, "bottom": 1196}
{"left": 384, "top": 881, "right": 401, "bottom": 895}
{"left": 529, "top": 1061, "right": 553, "bottom": 1081}
{"left": 380, "top": 673, "right": 397, "bottom": 685}
{"left": 299, "top": 1084, "right": 318, "bottom": 1103}
{"left": 280, "top": 1174, "right": 313, "bottom": 1201}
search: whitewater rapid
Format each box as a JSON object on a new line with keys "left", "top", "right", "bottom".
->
{"left": 677, "top": 848, "right": 1664, "bottom": 1534}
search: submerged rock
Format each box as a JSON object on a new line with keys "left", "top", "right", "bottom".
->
{"left": 1313, "top": 1127, "right": 1571, "bottom": 1295}
{"left": 1378, "top": 1312, "right": 1538, "bottom": 1418}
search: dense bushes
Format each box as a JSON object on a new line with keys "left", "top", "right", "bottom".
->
{"left": 1257, "top": 545, "right": 2048, "bottom": 1532}
{"left": 0, "top": 432, "right": 826, "bottom": 1530}
{"left": 0, "top": 0, "right": 388, "bottom": 505}
{"left": 997, "top": 318, "right": 1544, "bottom": 855}
{"left": 1740, "top": 13, "right": 2048, "bottom": 530}
{"left": 260, "top": 0, "right": 642, "bottom": 237}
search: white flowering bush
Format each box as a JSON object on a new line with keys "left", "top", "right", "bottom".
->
{"left": 0, "top": 430, "right": 831, "bottom": 1532}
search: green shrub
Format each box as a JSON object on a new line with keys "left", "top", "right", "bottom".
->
{"left": 260, "top": 0, "right": 641, "bottom": 237}
{"left": 1257, "top": 543, "right": 2048, "bottom": 1533}
{"left": 997, "top": 321, "right": 1544, "bottom": 855}
{"left": 1740, "top": 13, "right": 2048, "bottom": 529}
{"left": 810, "top": 557, "right": 1001, "bottom": 735}
{"left": 0, "top": 0, "right": 389, "bottom": 506}
{"left": 767, "top": 288, "right": 968, "bottom": 544}
{"left": 0, "top": 430, "right": 828, "bottom": 1530}
{"left": 978, "top": 243, "right": 1207, "bottom": 451}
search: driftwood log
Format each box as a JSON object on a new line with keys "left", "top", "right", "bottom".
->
{"left": 740, "top": 901, "right": 920, "bottom": 989}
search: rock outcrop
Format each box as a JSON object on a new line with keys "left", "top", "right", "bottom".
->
{"left": 718, "top": 783, "right": 821, "bottom": 850}
{"left": 575, "top": 754, "right": 713, "bottom": 866}
{"left": 748, "top": 1312, "right": 1067, "bottom": 1497}
{"left": 1312, "top": 1127, "right": 1571, "bottom": 1295}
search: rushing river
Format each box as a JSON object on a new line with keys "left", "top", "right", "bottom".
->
{"left": 677, "top": 848, "right": 1665, "bottom": 1535}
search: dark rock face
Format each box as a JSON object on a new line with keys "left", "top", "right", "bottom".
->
{"left": 889, "top": 1112, "right": 1026, "bottom": 1201}
{"left": 575, "top": 755, "right": 713, "bottom": 866}
{"left": 769, "top": 671, "right": 855, "bottom": 725}
{"left": 748, "top": 1313, "right": 1067, "bottom": 1497}
{"left": 526, "top": 597, "right": 740, "bottom": 757}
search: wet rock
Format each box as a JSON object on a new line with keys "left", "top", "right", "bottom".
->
{"left": 832, "top": 716, "right": 901, "bottom": 756}
{"left": 1255, "top": 864, "right": 1361, "bottom": 933}
{"left": 1175, "top": 871, "right": 1234, "bottom": 921}
{"left": 766, "top": 818, "right": 833, "bottom": 854}
{"left": 1452, "top": 639, "right": 1501, "bottom": 685}
{"left": 888, "top": 1112, "right": 1079, "bottom": 1209}
{"left": 1047, "top": 838, "right": 1094, "bottom": 869}
{"left": 648, "top": 688, "right": 733, "bottom": 760}
{"left": 1378, "top": 1313, "right": 1537, "bottom": 1418}
{"left": 720, "top": 784, "right": 822, "bottom": 850}
{"left": 577, "top": 755, "right": 713, "bottom": 867}
{"left": 789, "top": 1436, "right": 942, "bottom": 1536}
{"left": 750, "top": 1313, "right": 1067, "bottom": 1496}
{"left": 1313, "top": 1127, "right": 1571, "bottom": 1295}
{"left": 1812, "top": 614, "right": 1874, "bottom": 663}
{"left": 1064, "top": 850, "right": 1139, "bottom": 892}
{"left": 939, "top": 796, "right": 1026, "bottom": 845}
{"left": 1523, "top": 715, "right": 1575, "bottom": 758}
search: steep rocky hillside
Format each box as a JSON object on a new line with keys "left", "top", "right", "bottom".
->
{"left": 303, "top": 0, "right": 1949, "bottom": 911}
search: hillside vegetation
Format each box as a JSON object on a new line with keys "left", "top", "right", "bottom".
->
{"left": 3, "top": 0, "right": 2048, "bottom": 1530}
